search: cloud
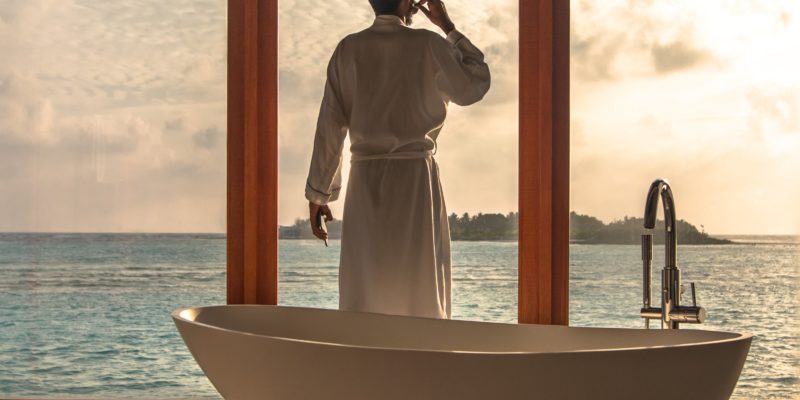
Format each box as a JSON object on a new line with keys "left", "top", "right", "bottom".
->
{"left": 570, "top": 1, "right": 718, "bottom": 81}
{"left": 0, "top": 0, "right": 517, "bottom": 231}
{"left": 0, "top": 0, "right": 227, "bottom": 232}
{"left": 779, "top": 10, "right": 791, "bottom": 26}
{"left": 570, "top": 29, "right": 625, "bottom": 81}
{"left": 651, "top": 40, "right": 713, "bottom": 74}
{"left": 570, "top": 0, "right": 800, "bottom": 234}
{"left": 0, "top": 72, "right": 56, "bottom": 145}
{"left": 192, "top": 127, "right": 221, "bottom": 150}
{"left": 0, "top": 0, "right": 58, "bottom": 26}
{"left": 3, "top": 0, "right": 793, "bottom": 234}
{"left": 0, "top": 0, "right": 226, "bottom": 110}
{"left": 0, "top": 106, "right": 226, "bottom": 232}
{"left": 164, "top": 117, "right": 184, "bottom": 131}
{"left": 747, "top": 88, "right": 799, "bottom": 137}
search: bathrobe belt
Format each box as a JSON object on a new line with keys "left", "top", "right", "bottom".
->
{"left": 350, "top": 149, "right": 434, "bottom": 163}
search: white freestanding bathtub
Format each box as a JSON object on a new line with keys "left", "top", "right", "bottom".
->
{"left": 172, "top": 305, "right": 751, "bottom": 400}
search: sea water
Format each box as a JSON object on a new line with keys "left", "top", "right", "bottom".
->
{"left": 0, "top": 234, "right": 797, "bottom": 399}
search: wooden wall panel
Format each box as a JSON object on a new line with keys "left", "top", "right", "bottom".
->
{"left": 227, "top": 0, "right": 278, "bottom": 305}
{"left": 518, "top": 0, "right": 570, "bottom": 325}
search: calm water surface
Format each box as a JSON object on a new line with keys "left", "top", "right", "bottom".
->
{"left": 0, "top": 234, "right": 797, "bottom": 399}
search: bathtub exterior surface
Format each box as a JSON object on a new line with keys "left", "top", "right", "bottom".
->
{"left": 172, "top": 305, "right": 751, "bottom": 400}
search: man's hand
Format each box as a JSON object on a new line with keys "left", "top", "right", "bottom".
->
{"left": 417, "top": 0, "right": 456, "bottom": 34}
{"left": 309, "top": 201, "right": 333, "bottom": 241}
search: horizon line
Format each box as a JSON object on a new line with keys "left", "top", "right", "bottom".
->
{"left": 1, "top": 231, "right": 798, "bottom": 237}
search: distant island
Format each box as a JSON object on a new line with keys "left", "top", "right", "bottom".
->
{"left": 568, "top": 212, "right": 732, "bottom": 244}
{"left": 279, "top": 211, "right": 732, "bottom": 245}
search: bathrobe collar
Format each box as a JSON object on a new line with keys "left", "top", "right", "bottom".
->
{"left": 372, "top": 14, "right": 406, "bottom": 27}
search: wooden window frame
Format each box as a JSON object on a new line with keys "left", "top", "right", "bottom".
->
{"left": 227, "top": 0, "right": 569, "bottom": 325}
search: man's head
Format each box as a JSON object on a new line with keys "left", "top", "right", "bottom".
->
{"left": 369, "top": 0, "right": 402, "bottom": 14}
{"left": 369, "top": 0, "right": 418, "bottom": 25}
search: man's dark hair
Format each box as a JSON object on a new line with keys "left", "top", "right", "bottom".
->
{"left": 369, "top": 0, "right": 402, "bottom": 14}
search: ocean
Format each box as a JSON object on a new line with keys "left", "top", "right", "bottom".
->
{"left": 0, "top": 234, "right": 797, "bottom": 399}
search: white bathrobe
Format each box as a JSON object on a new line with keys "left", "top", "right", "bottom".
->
{"left": 305, "top": 14, "right": 491, "bottom": 319}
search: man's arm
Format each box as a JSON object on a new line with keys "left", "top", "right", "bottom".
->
{"left": 305, "top": 40, "right": 349, "bottom": 207}
{"left": 420, "top": 0, "right": 491, "bottom": 106}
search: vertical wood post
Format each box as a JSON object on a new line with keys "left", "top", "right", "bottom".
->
{"left": 518, "top": 0, "right": 570, "bottom": 325}
{"left": 227, "top": 0, "right": 278, "bottom": 305}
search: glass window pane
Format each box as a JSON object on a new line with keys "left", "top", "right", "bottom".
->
{"left": 0, "top": 1, "right": 227, "bottom": 397}
{"left": 570, "top": 1, "right": 800, "bottom": 399}
{"left": 278, "top": 1, "right": 519, "bottom": 323}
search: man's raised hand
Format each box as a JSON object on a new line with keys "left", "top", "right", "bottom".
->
{"left": 417, "top": 0, "right": 456, "bottom": 34}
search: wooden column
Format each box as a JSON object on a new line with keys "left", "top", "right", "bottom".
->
{"left": 518, "top": 0, "right": 570, "bottom": 325}
{"left": 227, "top": 0, "right": 279, "bottom": 305}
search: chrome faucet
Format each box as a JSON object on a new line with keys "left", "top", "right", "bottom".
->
{"left": 640, "top": 179, "right": 706, "bottom": 329}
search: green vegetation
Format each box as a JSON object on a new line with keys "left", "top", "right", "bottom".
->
{"left": 448, "top": 212, "right": 518, "bottom": 241}
{"left": 568, "top": 212, "right": 732, "bottom": 244}
{"left": 278, "top": 211, "right": 732, "bottom": 244}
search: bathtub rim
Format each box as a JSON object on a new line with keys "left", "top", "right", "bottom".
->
{"left": 171, "top": 304, "right": 753, "bottom": 356}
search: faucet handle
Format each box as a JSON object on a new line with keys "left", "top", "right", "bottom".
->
{"left": 669, "top": 282, "right": 706, "bottom": 324}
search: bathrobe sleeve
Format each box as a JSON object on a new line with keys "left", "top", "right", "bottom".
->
{"left": 305, "top": 40, "right": 350, "bottom": 206}
{"left": 430, "top": 29, "right": 491, "bottom": 106}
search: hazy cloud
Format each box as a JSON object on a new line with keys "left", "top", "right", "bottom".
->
{"left": 748, "top": 88, "right": 799, "bottom": 137}
{"left": 571, "top": 0, "right": 718, "bottom": 81}
{"left": 568, "top": 0, "right": 800, "bottom": 234}
{"left": 1, "top": 0, "right": 519, "bottom": 231}
{"left": 651, "top": 40, "right": 713, "bottom": 74}
{"left": 570, "top": 30, "right": 625, "bottom": 81}
{"left": 0, "top": 72, "right": 55, "bottom": 145}
{"left": 779, "top": 10, "right": 791, "bottom": 26}
{"left": 192, "top": 127, "right": 221, "bottom": 150}
{"left": 0, "top": 0, "right": 227, "bottom": 232}
{"left": 1, "top": 0, "right": 797, "bottom": 234}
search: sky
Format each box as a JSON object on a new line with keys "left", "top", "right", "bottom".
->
{"left": 0, "top": 0, "right": 797, "bottom": 234}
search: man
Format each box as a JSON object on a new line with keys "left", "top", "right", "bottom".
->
{"left": 304, "top": 0, "right": 490, "bottom": 319}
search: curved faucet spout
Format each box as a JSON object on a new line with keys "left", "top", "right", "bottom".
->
{"left": 643, "top": 179, "right": 677, "bottom": 269}
{"left": 640, "top": 178, "right": 705, "bottom": 330}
